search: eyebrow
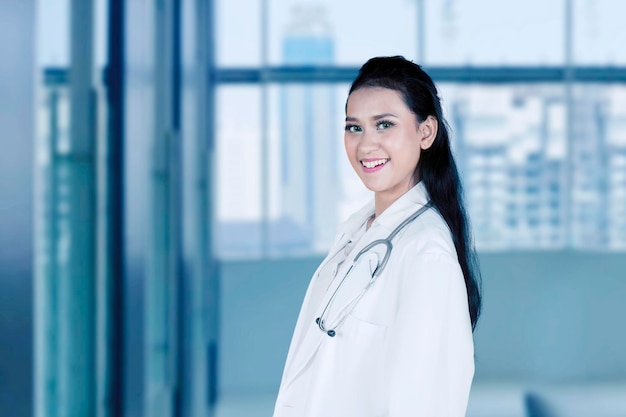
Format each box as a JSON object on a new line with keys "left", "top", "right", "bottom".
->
{"left": 345, "top": 113, "right": 398, "bottom": 122}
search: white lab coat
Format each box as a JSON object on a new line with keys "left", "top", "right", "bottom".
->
{"left": 273, "top": 182, "right": 474, "bottom": 417}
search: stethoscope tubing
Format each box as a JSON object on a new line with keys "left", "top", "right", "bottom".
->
{"left": 316, "top": 202, "right": 433, "bottom": 337}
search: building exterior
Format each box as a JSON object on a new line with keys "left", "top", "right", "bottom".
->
{"left": 569, "top": 87, "right": 609, "bottom": 249}
{"left": 451, "top": 86, "right": 621, "bottom": 251}
{"left": 605, "top": 89, "right": 626, "bottom": 249}
{"left": 279, "top": 4, "right": 338, "bottom": 253}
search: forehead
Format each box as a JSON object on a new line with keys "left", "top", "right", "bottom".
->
{"left": 346, "top": 87, "right": 410, "bottom": 116}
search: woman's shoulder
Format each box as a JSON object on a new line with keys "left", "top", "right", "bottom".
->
{"left": 392, "top": 210, "right": 464, "bottom": 287}
{"left": 398, "top": 207, "right": 457, "bottom": 259}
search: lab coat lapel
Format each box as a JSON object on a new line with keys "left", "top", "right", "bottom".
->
{"left": 293, "top": 232, "right": 353, "bottom": 335}
{"left": 298, "top": 200, "right": 375, "bottom": 326}
{"left": 280, "top": 206, "right": 373, "bottom": 390}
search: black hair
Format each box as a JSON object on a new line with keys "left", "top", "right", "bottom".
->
{"left": 347, "top": 56, "right": 482, "bottom": 330}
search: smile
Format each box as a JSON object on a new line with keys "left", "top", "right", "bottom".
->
{"left": 361, "top": 158, "right": 389, "bottom": 169}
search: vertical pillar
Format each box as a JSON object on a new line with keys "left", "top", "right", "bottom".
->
{"left": 98, "top": 0, "right": 125, "bottom": 415}
{"left": 34, "top": 80, "right": 62, "bottom": 417}
{"left": 180, "top": 0, "right": 217, "bottom": 414}
{"left": 57, "top": 0, "right": 97, "bottom": 416}
{"left": 35, "top": 1, "right": 100, "bottom": 415}
{"left": 145, "top": 0, "right": 182, "bottom": 416}
{"left": 416, "top": 0, "right": 425, "bottom": 64}
{"left": 193, "top": 0, "right": 219, "bottom": 413}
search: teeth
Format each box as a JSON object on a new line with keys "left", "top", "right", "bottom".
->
{"left": 362, "top": 159, "right": 388, "bottom": 168}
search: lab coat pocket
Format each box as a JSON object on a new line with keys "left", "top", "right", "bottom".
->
{"left": 333, "top": 313, "right": 388, "bottom": 416}
{"left": 348, "top": 272, "right": 395, "bottom": 328}
{"left": 339, "top": 312, "right": 388, "bottom": 363}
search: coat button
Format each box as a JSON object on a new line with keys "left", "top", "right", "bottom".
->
{"left": 327, "top": 330, "right": 336, "bottom": 337}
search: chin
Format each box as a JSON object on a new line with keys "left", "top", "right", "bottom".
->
{"left": 360, "top": 181, "right": 387, "bottom": 193}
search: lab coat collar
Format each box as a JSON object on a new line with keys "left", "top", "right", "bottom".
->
{"left": 337, "top": 181, "right": 431, "bottom": 238}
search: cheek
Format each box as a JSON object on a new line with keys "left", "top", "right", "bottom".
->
{"left": 396, "top": 144, "right": 421, "bottom": 172}
{"left": 344, "top": 138, "right": 363, "bottom": 172}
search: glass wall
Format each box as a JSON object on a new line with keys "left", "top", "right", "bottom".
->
{"left": 217, "top": 0, "right": 626, "bottom": 67}
{"left": 27, "top": 1, "right": 626, "bottom": 417}
{"left": 214, "top": 0, "right": 626, "bottom": 258}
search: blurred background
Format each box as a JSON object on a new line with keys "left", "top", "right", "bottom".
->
{"left": 2, "top": 0, "right": 626, "bottom": 416}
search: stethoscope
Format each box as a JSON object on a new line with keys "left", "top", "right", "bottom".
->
{"left": 315, "top": 201, "right": 433, "bottom": 337}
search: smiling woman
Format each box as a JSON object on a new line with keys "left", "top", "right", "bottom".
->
{"left": 272, "top": 56, "right": 482, "bottom": 417}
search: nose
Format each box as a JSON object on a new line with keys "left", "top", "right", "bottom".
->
{"left": 358, "top": 129, "right": 381, "bottom": 153}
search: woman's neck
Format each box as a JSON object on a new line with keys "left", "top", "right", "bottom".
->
{"left": 374, "top": 197, "right": 391, "bottom": 219}
{"left": 373, "top": 179, "right": 419, "bottom": 217}
{"left": 374, "top": 187, "right": 408, "bottom": 217}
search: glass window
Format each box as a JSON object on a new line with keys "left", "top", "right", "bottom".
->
{"left": 218, "top": 0, "right": 626, "bottom": 67}
{"left": 424, "top": 0, "right": 565, "bottom": 65}
{"left": 36, "top": 0, "right": 70, "bottom": 67}
{"left": 216, "top": 0, "right": 262, "bottom": 66}
{"left": 215, "top": 83, "right": 372, "bottom": 258}
{"left": 574, "top": 0, "right": 626, "bottom": 65}
{"left": 448, "top": 83, "right": 626, "bottom": 250}
{"left": 214, "top": 1, "right": 626, "bottom": 256}
{"left": 215, "top": 86, "right": 264, "bottom": 257}
{"left": 215, "top": 80, "right": 626, "bottom": 256}
{"left": 267, "top": 0, "right": 417, "bottom": 66}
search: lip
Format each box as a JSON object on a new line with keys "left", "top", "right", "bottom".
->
{"left": 360, "top": 158, "right": 389, "bottom": 173}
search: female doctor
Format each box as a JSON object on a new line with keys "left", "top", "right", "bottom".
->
{"left": 273, "top": 56, "right": 482, "bottom": 417}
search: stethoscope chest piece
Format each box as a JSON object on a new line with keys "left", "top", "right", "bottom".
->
{"left": 315, "top": 317, "right": 336, "bottom": 337}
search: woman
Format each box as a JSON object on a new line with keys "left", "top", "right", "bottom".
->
{"left": 273, "top": 56, "right": 482, "bottom": 417}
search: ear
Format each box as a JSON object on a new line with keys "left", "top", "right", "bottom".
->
{"left": 418, "top": 115, "right": 438, "bottom": 150}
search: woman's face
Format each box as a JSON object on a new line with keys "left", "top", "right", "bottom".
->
{"left": 344, "top": 86, "right": 436, "bottom": 204}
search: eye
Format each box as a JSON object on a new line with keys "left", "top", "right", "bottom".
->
{"left": 376, "top": 120, "right": 394, "bottom": 130}
{"left": 345, "top": 124, "right": 362, "bottom": 133}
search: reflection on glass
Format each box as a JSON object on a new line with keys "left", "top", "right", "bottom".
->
{"left": 275, "top": 6, "right": 338, "bottom": 253}
{"left": 215, "top": 87, "right": 263, "bottom": 256}
{"left": 446, "top": 84, "right": 626, "bottom": 251}
{"left": 445, "top": 85, "right": 568, "bottom": 249}
{"left": 217, "top": 83, "right": 626, "bottom": 257}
